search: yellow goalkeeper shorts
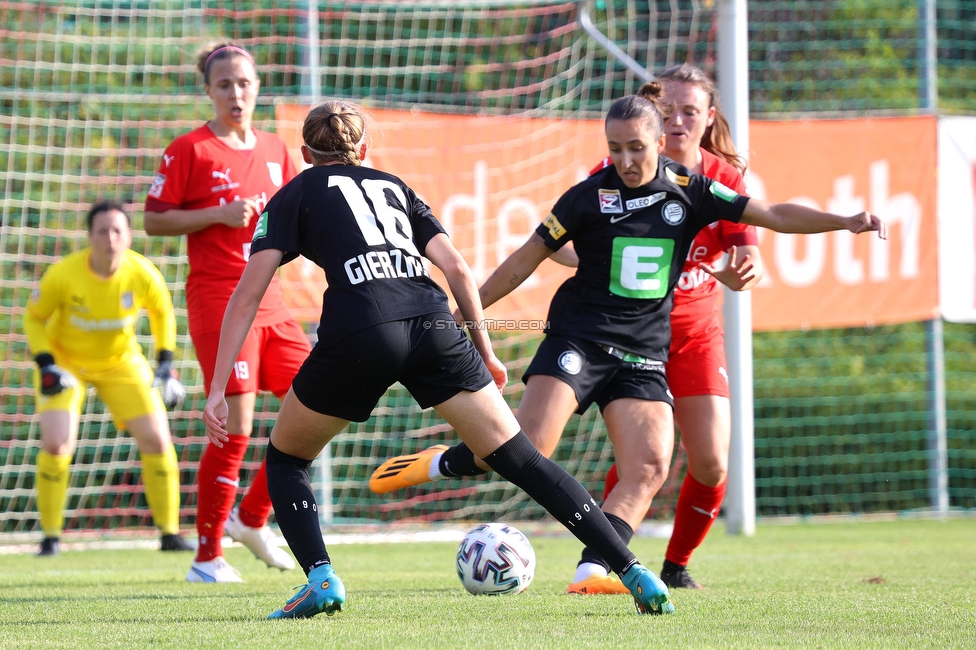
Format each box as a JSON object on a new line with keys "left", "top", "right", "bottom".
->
{"left": 33, "top": 353, "right": 166, "bottom": 428}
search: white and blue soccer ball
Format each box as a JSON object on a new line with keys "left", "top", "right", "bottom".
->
{"left": 456, "top": 522, "right": 536, "bottom": 595}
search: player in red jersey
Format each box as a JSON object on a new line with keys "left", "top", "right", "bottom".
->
{"left": 591, "top": 64, "right": 764, "bottom": 591}
{"left": 144, "top": 42, "right": 308, "bottom": 582}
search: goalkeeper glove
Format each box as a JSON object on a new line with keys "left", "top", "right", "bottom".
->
{"left": 35, "top": 353, "right": 76, "bottom": 396}
{"left": 153, "top": 351, "right": 186, "bottom": 409}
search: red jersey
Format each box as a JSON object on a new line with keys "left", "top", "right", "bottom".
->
{"left": 145, "top": 125, "right": 298, "bottom": 334}
{"left": 673, "top": 148, "right": 756, "bottom": 311}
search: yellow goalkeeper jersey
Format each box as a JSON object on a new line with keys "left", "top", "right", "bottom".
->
{"left": 23, "top": 248, "right": 176, "bottom": 373}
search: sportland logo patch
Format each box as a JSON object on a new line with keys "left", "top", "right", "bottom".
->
{"left": 252, "top": 212, "right": 268, "bottom": 240}
{"left": 709, "top": 181, "right": 739, "bottom": 202}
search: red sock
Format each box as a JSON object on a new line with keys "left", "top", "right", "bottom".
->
{"left": 194, "top": 435, "right": 249, "bottom": 562}
{"left": 602, "top": 464, "right": 619, "bottom": 501}
{"left": 665, "top": 474, "right": 726, "bottom": 566}
{"left": 237, "top": 457, "right": 272, "bottom": 529}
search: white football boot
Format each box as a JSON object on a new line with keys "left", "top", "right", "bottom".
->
{"left": 186, "top": 556, "right": 244, "bottom": 583}
{"left": 224, "top": 506, "right": 296, "bottom": 571}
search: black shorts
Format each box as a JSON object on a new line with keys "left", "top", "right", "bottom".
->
{"left": 523, "top": 335, "right": 673, "bottom": 415}
{"left": 291, "top": 312, "right": 493, "bottom": 422}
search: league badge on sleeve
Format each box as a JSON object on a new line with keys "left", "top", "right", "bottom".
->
{"left": 148, "top": 173, "right": 166, "bottom": 198}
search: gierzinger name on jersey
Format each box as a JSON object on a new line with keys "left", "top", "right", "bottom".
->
{"left": 344, "top": 249, "right": 429, "bottom": 285}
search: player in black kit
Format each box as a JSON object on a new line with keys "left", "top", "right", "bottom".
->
{"left": 202, "top": 99, "right": 678, "bottom": 619}
{"left": 371, "top": 86, "right": 887, "bottom": 593}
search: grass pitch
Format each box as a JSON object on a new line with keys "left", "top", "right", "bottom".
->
{"left": 1, "top": 518, "right": 972, "bottom": 649}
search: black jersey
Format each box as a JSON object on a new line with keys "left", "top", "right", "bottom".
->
{"left": 536, "top": 156, "right": 749, "bottom": 361}
{"left": 251, "top": 164, "right": 449, "bottom": 348}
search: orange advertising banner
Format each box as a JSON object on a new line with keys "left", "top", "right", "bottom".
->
{"left": 747, "top": 116, "right": 938, "bottom": 330}
{"left": 274, "top": 105, "right": 606, "bottom": 329}
{"left": 274, "top": 106, "right": 938, "bottom": 332}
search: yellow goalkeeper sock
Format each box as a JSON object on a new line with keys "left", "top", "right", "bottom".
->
{"left": 36, "top": 451, "right": 72, "bottom": 538}
{"left": 141, "top": 446, "right": 181, "bottom": 536}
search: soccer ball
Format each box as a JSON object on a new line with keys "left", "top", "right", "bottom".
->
{"left": 456, "top": 522, "right": 536, "bottom": 595}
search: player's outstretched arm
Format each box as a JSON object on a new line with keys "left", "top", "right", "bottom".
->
{"left": 740, "top": 199, "right": 887, "bottom": 239}
{"left": 425, "top": 233, "right": 507, "bottom": 391}
{"left": 478, "top": 233, "right": 554, "bottom": 309}
{"left": 202, "top": 247, "right": 282, "bottom": 445}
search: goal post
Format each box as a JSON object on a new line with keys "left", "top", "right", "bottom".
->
{"left": 715, "top": 0, "right": 756, "bottom": 536}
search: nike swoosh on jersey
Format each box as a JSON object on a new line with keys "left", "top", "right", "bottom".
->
{"left": 609, "top": 212, "right": 634, "bottom": 223}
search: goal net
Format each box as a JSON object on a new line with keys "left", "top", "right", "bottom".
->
{"left": 0, "top": 0, "right": 721, "bottom": 535}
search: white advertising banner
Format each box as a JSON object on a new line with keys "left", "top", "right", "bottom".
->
{"left": 939, "top": 116, "right": 976, "bottom": 323}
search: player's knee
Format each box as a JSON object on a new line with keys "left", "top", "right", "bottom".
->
{"left": 41, "top": 439, "right": 73, "bottom": 456}
{"left": 687, "top": 447, "right": 728, "bottom": 484}
{"left": 520, "top": 427, "right": 560, "bottom": 457}
{"left": 689, "top": 461, "right": 727, "bottom": 486}
{"left": 39, "top": 424, "right": 75, "bottom": 456}
{"left": 621, "top": 458, "right": 670, "bottom": 496}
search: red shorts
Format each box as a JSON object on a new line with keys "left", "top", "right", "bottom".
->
{"left": 193, "top": 319, "right": 311, "bottom": 398}
{"left": 666, "top": 304, "right": 729, "bottom": 399}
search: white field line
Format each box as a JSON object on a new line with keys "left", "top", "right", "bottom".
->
{"left": 0, "top": 522, "right": 673, "bottom": 555}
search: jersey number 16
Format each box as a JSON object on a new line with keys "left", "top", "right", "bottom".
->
{"left": 329, "top": 175, "right": 422, "bottom": 257}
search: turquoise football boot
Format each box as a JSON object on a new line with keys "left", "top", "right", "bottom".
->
{"left": 268, "top": 564, "right": 346, "bottom": 619}
{"left": 621, "top": 564, "right": 675, "bottom": 615}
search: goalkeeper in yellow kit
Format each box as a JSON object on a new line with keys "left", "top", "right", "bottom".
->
{"left": 24, "top": 201, "right": 191, "bottom": 556}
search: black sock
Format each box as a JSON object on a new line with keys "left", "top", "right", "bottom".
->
{"left": 438, "top": 443, "right": 488, "bottom": 477}
{"left": 265, "top": 441, "right": 331, "bottom": 576}
{"left": 578, "top": 512, "right": 633, "bottom": 571}
{"left": 482, "top": 432, "right": 637, "bottom": 575}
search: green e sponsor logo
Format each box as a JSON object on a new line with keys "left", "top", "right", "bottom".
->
{"left": 609, "top": 237, "right": 674, "bottom": 299}
{"left": 252, "top": 212, "right": 268, "bottom": 240}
